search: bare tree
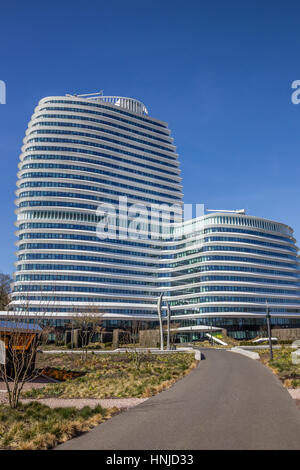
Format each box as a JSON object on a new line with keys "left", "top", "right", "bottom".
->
{"left": 0, "top": 273, "right": 13, "bottom": 310}
{"left": 40, "top": 323, "right": 54, "bottom": 346}
{"left": 0, "top": 285, "right": 57, "bottom": 408}
{"left": 72, "top": 305, "right": 105, "bottom": 361}
{"left": 123, "top": 320, "right": 149, "bottom": 370}
{"left": 0, "top": 305, "right": 42, "bottom": 409}
{"left": 54, "top": 326, "right": 65, "bottom": 346}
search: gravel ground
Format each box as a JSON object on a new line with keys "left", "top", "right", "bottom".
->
{"left": 0, "top": 389, "right": 147, "bottom": 409}
{"left": 288, "top": 388, "right": 300, "bottom": 400}
{"left": 0, "top": 377, "right": 148, "bottom": 409}
{"left": 20, "top": 397, "right": 148, "bottom": 409}
{"left": 287, "top": 389, "right": 300, "bottom": 410}
{"left": 0, "top": 375, "right": 54, "bottom": 391}
{"left": 0, "top": 376, "right": 56, "bottom": 405}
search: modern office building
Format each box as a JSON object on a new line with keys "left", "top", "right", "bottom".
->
{"left": 167, "top": 213, "right": 300, "bottom": 339}
{"left": 7, "top": 93, "right": 300, "bottom": 339}
{"left": 11, "top": 93, "right": 183, "bottom": 324}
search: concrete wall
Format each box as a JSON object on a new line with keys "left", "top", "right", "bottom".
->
{"left": 139, "top": 329, "right": 160, "bottom": 348}
{"left": 272, "top": 328, "right": 300, "bottom": 340}
{"left": 112, "top": 329, "right": 131, "bottom": 348}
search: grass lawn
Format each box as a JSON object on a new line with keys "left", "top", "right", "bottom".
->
{"left": 0, "top": 401, "right": 117, "bottom": 450}
{"left": 259, "top": 347, "right": 300, "bottom": 388}
{"left": 23, "top": 352, "right": 197, "bottom": 399}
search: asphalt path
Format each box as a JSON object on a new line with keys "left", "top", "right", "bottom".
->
{"left": 56, "top": 349, "right": 300, "bottom": 450}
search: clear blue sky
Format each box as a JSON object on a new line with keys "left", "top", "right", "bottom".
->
{"left": 0, "top": 0, "right": 300, "bottom": 274}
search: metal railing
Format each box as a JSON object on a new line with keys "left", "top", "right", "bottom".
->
{"left": 73, "top": 93, "right": 148, "bottom": 116}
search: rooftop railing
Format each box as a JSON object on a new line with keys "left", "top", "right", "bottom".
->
{"left": 68, "top": 92, "right": 148, "bottom": 115}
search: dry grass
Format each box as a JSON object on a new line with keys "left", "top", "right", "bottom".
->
{"left": 24, "top": 352, "right": 197, "bottom": 399}
{"left": 0, "top": 401, "right": 118, "bottom": 450}
{"left": 259, "top": 347, "right": 300, "bottom": 389}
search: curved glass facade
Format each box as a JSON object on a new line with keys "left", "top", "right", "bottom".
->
{"left": 11, "top": 94, "right": 183, "bottom": 319}
{"left": 166, "top": 214, "right": 300, "bottom": 337}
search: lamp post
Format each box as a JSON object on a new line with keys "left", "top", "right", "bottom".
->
{"left": 157, "top": 293, "right": 164, "bottom": 351}
{"left": 266, "top": 301, "right": 273, "bottom": 361}
{"left": 166, "top": 302, "right": 171, "bottom": 350}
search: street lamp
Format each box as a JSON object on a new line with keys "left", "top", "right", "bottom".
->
{"left": 266, "top": 301, "right": 273, "bottom": 361}
{"left": 157, "top": 293, "right": 164, "bottom": 351}
{"left": 166, "top": 302, "right": 171, "bottom": 350}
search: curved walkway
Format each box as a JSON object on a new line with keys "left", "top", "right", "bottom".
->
{"left": 56, "top": 349, "right": 300, "bottom": 450}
